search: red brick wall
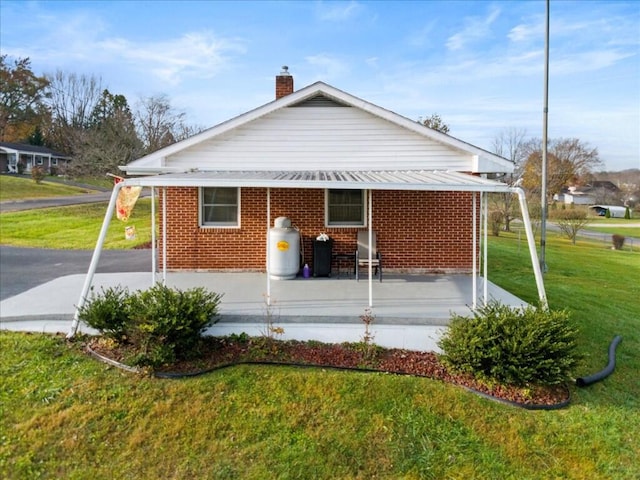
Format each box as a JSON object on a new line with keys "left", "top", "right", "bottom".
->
{"left": 158, "top": 187, "right": 478, "bottom": 273}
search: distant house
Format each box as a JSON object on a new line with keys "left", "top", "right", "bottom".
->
{"left": 555, "top": 181, "right": 622, "bottom": 206}
{"left": 0, "top": 142, "right": 71, "bottom": 175}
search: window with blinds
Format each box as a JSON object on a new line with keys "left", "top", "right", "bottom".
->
{"left": 326, "top": 189, "right": 365, "bottom": 226}
{"left": 200, "top": 187, "right": 240, "bottom": 227}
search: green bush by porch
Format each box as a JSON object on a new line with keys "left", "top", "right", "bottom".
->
{"left": 438, "top": 301, "right": 580, "bottom": 386}
{"left": 78, "top": 284, "right": 223, "bottom": 367}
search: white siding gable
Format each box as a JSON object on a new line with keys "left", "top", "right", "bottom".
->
{"left": 124, "top": 82, "right": 513, "bottom": 175}
{"left": 165, "top": 105, "right": 473, "bottom": 172}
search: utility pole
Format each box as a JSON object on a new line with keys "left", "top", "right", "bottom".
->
{"left": 540, "top": 0, "right": 550, "bottom": 273}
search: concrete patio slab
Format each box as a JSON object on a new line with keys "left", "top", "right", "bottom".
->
{"left": 0, "top": 272, "right": 527, "bottom": 352}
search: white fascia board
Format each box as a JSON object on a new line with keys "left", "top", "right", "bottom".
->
{"left": 472, "top": 155, "right": 515, "bottom": 174}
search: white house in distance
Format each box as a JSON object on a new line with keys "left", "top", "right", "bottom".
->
{"left": 69, "top": 67, "right": 546, "bottom": 346}
{"left": 0, "top": 142, "right": 71, "bottom": 174}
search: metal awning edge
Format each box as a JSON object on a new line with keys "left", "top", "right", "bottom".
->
{"left": 121, "top": 170, "right": 512, "bottom": 193}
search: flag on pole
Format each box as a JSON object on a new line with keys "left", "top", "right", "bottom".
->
{"left": 112, "top": 175, "right": 142, "bottom": 222}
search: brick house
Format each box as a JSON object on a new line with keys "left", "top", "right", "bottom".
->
{"left": 70, "top": 68, "right": 547, "bottom": 340}
{"left": 121, "top": 68, "right": 536, "bottom": 278}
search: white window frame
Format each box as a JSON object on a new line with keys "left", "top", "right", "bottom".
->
{"left": 325, "top": 188, "right": 367, "bottom": 227}
{"left": 35, "top": 155, "right": 44, "bottom": 166}
{"left": 51, "top": 158, "right": 58, "bottom": 166}
{"left": 199, "top": 187, "right": 241, "bottom": 228}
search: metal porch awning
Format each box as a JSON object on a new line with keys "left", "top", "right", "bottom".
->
{"left": 68, "top": 170, "right": 545, "bottom": 337}
{"left": 117, "top": 169, "right": 514, "bottom": 193}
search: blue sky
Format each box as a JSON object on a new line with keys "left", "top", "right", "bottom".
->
{"left": 1, "top": 0, "right": 638, "bottom": 171}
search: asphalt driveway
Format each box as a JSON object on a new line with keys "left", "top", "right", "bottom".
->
{"left": 0, "top": 246, "right": 152, "bottom": 301}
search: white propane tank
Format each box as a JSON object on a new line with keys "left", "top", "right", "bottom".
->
{"left": 268, "top": 217, "right": 300, "bottom": 280}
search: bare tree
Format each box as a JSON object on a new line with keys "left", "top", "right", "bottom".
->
{"left": 489, "top": 127, "right": 528, "bottom": 231}
{"left": 551, "top": 208, "right": 591, "bottom": 245}
{"left": 135, "top": 94, "right": 203, "bottom": 154}
{"left": 45, "top": 71, "right": 103, "bottom": 154}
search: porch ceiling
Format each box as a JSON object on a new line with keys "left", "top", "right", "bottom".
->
{"left": 122, "top": 169, "right": 512, "bottom": 193}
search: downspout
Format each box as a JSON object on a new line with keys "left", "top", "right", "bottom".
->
{"left": 67, "top": 182, "right": 123, "bottom": 338}
{"left": 512, "top": 187, "right": 547, "bottom": 307}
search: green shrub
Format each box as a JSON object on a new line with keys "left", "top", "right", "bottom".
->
{"left": 438, "top": 301, "right": 580, "bottom": 386}
{"left": 79, "top": 283, "right": 223, "bottom": 367}
{"left": 78, "top": 286, "right": 131, "bottom": 342}
{"left": 127, "top": 284, "right": 223, "bottom": 364}
{"left": 624, "top": 206, "right": 631, "bottom": 220}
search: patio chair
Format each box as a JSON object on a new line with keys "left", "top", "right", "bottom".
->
{"left": 355, "top": 230, "right": 382, "bottom": 282}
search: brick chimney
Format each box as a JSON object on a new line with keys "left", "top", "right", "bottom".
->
{"left": 275, "top": 65, "right": 294, "bottom": 99}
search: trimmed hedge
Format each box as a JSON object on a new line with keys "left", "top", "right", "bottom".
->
{"left": 438, "top": 301, "right": 580, "bottom": 386}
{"left": 79, "top": 284, "right": 223, "bottom": 367}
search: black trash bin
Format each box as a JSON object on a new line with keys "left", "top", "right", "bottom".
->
{"left": 312, "top": 239, "right": 333, "bottom": 277}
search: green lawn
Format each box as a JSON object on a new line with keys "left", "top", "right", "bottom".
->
{"left": 0, "top": 175, "right": 93, "bottom": 201}
{"left": 0, "top": 199, "right": 154, "bottom": 249}
{"left": 1, "top": 232, "right": 638, "bottom": 479}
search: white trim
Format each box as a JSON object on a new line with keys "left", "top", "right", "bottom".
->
{"left": 199, "top": 186, "right": 241, "bottom": 228}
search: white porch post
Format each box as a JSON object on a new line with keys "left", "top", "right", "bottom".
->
{"left": 67, "top": 182, "right": 123, "bottom": 337}
{"left": 266, "top": 187, "right": 271, "bottom": 306}
{"left": 483, "top": 191, "right": 489, "bottom": 304}
{"left": 162, "top": 187, "right": 167, "bottom": 285}
{"left": 151, "top": 187, "right": 157, "bottom": 285}
{"left": 368, "top": 189, "right": 373, "bottom": 308}
{"left": 472, "top": 192, "right": 477, "bottom": 309}
{"left": 513, "top": 187, "right": 547, "bottom": 307}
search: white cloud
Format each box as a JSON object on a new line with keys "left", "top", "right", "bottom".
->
{"left": 316, "top": 0, "right": 362, "bottom": 22}
{"left": 98, "top": 31, "right": 247, "bottom": 85}
{"left": 446, "top": 6, "right": 501, "bottom": 51}
{"left": 305, "top": 54, "right": 350, "bottom": 81}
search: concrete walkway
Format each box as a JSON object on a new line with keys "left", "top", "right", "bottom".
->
{"left": 0, "top": 272, "right": 527, "bottom": 352}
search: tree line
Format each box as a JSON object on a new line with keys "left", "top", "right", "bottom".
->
{"left": 1, "top": 55, "right": 202, "bottom": 177}
{"left": 2, "top": 54, "right": 620, "bottom": 203}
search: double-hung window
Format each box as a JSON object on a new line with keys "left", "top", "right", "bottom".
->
{"left": 326, "top": 189, "right": 366, "bottom": 226}
{"left": 200, "top": 187, "right": 240, "bottom": 227}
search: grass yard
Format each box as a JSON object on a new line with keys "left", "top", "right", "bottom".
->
{"left": 1, "top": 232, "right": 639, "bottom": 479}
{"left": 0, "top": 199, "right": 154, "bottom": 249}
{"left": 0, "top": 175, "right": 93, "bottom": 201}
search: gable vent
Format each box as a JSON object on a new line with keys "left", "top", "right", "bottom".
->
{"left": 291, "top": 94, "right": 350, "bottom": 108}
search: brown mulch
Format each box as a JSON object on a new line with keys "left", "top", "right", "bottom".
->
{"left": 87, "top": 336, "right": 570, "bottom": 409}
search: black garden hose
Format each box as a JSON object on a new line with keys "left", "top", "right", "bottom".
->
{"left": 576, "top": 335, "right": 622, "bottom": 387}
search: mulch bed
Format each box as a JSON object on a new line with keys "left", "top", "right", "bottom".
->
{"left": 87, "top": 336, "right": 570, "bottom": 409}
